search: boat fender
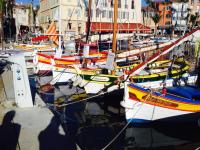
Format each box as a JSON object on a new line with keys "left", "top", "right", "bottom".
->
{"left": 73, "top": 76, "right": 83, "bottom": 86}
{"left": 79, "top": 80, "right": 87, "bottom": 87}
{"left": 120, "top": 101, "right": 135, "bottom": 109}
{"left": 71, "top": 75, "right": 79, "bottom": 82}
{"left": 50, "top": 58, "right": 55, "bottom": 65}
{"left": 33, "top": 55, "right": 38, "bottom": 64}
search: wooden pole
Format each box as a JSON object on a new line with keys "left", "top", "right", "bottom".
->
{"left": 86, "top": 0, "right": 92, "bottom": 43}
{"left": 112, "top": 0, "right": 118, "bottom": 53}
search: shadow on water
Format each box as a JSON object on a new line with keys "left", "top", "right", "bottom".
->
{"left": 0, "top": 110, "right": 21, "bottom": 150}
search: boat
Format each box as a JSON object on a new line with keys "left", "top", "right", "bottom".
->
{"left": 69, "top": 56, "right": 190, "bottom": 94}
{"left": 121, "top": 77, "right": 200, "bottom": 125}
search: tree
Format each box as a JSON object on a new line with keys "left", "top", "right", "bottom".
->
{"left": 33, "top": 5, "right": 40, "bottom": 32}
{"left": 151, "top": 13, "right": 161, "bottom": 36}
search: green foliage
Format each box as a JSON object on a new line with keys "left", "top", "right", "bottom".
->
{"left": 151, "top": 13, "right": 161, "bottom": 25}
{"left": 190, "top": 13, "right": 200, "bottom": 26}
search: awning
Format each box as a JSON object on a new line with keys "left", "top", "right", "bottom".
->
{"left": 86, "top": 22, "right": 151, "bottom": 33}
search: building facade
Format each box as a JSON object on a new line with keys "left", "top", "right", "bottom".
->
{"left": 171, "top": 2, "right": 189, "bottom": 31}
{"left": 142, "top": 6, "right": 156, "bottom": 33}
{"left": 155, "top": 1, "right": 172, "bottom": 30}
{"left": 88, "top": 0, "right": 147, "bottom": 33}
{"left": 39, "top": 0, "right": 86, "bottom": 37}
{"left": 39, "top": 0, "right": 148, "bottom": 36}
{"left": 13, "top": 4, "right": 30, "bottom": 33}
{"left": 188, "top": 0, "right": 200, "bottom": 25}
{"left": 189, "top": 0, "right": 200, "bottom": 15}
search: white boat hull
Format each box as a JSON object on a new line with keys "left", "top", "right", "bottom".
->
{"left": 83, "top": 76, "right": 197, "bottom": 94}
{"left": 121, "top": 76, "right": 199, "bottom": 125}
{"left": 121, "top": 99, "right": 192, "bottom": 124}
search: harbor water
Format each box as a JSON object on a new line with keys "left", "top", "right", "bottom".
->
{"left": 31, "top": 75, "right": 200, "bottom": 150}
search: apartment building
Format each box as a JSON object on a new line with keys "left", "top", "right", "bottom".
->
{"left": 39, "top": 0, "right": 149, "bottom": 35}
{"left": 171, "top": 1, "right": 189, "bottom": 31}
{"left": 142, "top": 6, "right": 156, "bottom": 33}
{"left": 189, "top": 0, "right": 200, "bottom": 15}
{"left": 188, "top": 0, "right": 200, "bottom": 25}
{"left": 88, "top": 0, "right": 149, "bottom": 33}
{"left": 39, "top": 0, "right": 86, "bottom": 36}
{"left": 13, "top": 4, "right": 31, "bottom": 35}
{"left": 155, "top": 1, "right": 172, "bottom": 29}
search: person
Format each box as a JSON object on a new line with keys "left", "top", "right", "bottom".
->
{"left": 181, "top": 71, "right": 190, "bottom": 85}
{"left": 61, "top": 41, "right": 65, "bottom": 51}
{"left": 172, "top": 74, "right": 181, "bottom": 87}
{"left": 161, "top": 86, "right": 167, "bottom": 96}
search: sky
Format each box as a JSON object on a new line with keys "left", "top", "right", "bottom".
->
{"left": 16, "top": 0, "right": 147, "bottom": 6}
{"left": 16, "top": 0, "right": 39, "bottom": 5}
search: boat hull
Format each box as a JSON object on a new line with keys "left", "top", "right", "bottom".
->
{"left": 123, "top": 100, "right": 200, "bottom": 125}
{"left": 121, "top": 82, "right": 200, "bottom": 126}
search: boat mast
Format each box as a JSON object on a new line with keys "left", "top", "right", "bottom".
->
{"left": 112, "top": 0, "right": 118, "bottom": 53}
{"left": 55, "top": 0, "right": 62, "bottom": 58}
{"left": 86, "top": 0, "right": 92, "bottom": 43}
{"left": 58, "top": 0, "right": 62, "bottom": 53}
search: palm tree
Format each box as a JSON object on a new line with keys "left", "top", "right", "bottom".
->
{"left": 33, "top": 5, "right": 39, "bottom": 32}
{"left": 144, "top": 0, "right": 157, "bottom": 34}
{"left": 151, "top": 13, "right": 161, "bottom": 36}
{"left": 190, "top": 13, "right": 200, "bottom": 27}
{"left": 183, "top": 8, "right": 191, "bottom": 35}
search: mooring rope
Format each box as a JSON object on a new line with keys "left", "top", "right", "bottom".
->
{"left": 101, "top": 90, "right": 152, "bottom": 150}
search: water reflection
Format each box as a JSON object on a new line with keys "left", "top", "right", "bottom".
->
{"left": 37, "top": 80, "right": 200, "bottom": 150}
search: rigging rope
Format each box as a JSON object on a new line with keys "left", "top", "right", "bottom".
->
{"left": 101, "top": 90, "right": 153, "bottom": 150}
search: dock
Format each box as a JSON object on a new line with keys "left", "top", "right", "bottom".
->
{"left": 0, "top": 77, "right": 80, "bottom": 150}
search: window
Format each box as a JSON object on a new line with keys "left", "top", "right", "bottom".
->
{"left": 68, "top": 8, "right": 72, "bottom": 17}
{"left": 102, "top": 10, "right": 106, "bottom": 18}
{"left": 118, "top": 11, "right": 121, "bottom": 19}
{"left": 118, "top": 0, "right": 121, "bottom": 8}
{"left": 91, "top": 9, "right": 93, "bottom": 18}
{"left": 78, "top": 26, "right": 81, "bottom": 33}
{"left": 166, "top": 6, "right": 171, "bottom": 10}
{"left": 125, "top": 0, "right": 128, "bottom": 9}
{"left": 127, "top": 12, "right": 129, "bottom": 19}
{"left": 165, "top": 21, "right": 171, "bottom": 25}
{"left": 96, "top": 9, "right": 100, "bottom": 18}
{"left": 166, "top": 14, "right": 171, "bottom": 18}
{"left": 76, "top": 9, "right": 81, "bottom": 18}
{"left": 109, "top": 11, "right": 113, "bottom": 19}
{"left": 68, "top": 23, "right": 72, "bottom": 29}
{"left": 131, "top": 0, "right": 134, "bottom": 9}
{"left": 123, "top": 12, "right": 126, "bottom": 19}
{"left": 104, "top": 0, "right": 107, "bottom": 7}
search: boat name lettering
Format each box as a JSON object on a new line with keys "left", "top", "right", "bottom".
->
{"left": 90, "top": 76, "right": 110, "bottom": 82}
{"left": 143, "top": 95, "right": 178, "bottom": 108}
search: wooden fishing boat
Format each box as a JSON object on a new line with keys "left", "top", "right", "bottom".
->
{"left": 69, "top": 57, "right": 190, "bottom": 94}
{"left": 34, "top": 50, "right": 108, "bottom": 74}
{"left": 121, "top": 80, "right": 200, "bottom": 125}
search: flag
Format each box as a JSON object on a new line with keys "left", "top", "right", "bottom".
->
{"left": 46, "top": 21, "right": 58, "bottom": 45}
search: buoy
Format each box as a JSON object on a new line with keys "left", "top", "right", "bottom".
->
{"left": 39, "top": 83, "right": 54, "bottom": 92}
